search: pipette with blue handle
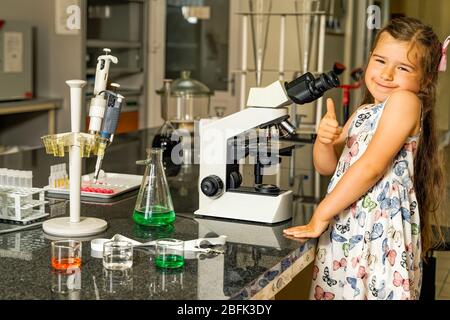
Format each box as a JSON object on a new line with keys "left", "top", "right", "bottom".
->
{"left": 93, "top": 91, "right": 125, "bottom": 183}
{"left": 88, "top": 48, "right": 118, "bottom": 136}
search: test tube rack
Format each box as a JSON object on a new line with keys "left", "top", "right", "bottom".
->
{"left": 0, "top": 185, "right": 48, "bottom": 224}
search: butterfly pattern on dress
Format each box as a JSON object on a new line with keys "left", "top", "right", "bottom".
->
{"left": 322, "top": 267, "right": 338, "bottom": 287}
{"left": 333, "top": 258, "right": 347, "bottom": 271}
{"left": 362, "top": 195, "right": 377, "bottom": 213}
{"left": 390, "top": 197, "right": 411, "bottom": 222}
{"left": 342, "top": 235, "right": 363, "bottom": 257}
{"left": 393, "top": 271, "right": 411, "bottom": 292}
{"left": 312, "top": 265, "right": 319, "bottom": 280}
{"left": 336, "top": 218, "right": 350, "bottom": 234}
{"left": 314, "top": 285, "right": 335, "bottom": 300}
{"left": 387, "top": 226, "right": 403, "bottom": 247}
{"left": 354, "top": 207, "right": 366, "bottom": 227}
{"left": 382, "top": 238, "right": 397, "bottom": 266}
{"left": 330, "top": 227, "right": 347, "bottom": 243}
{"left": 377, "top": 182, "right": 392, "bottom": 210}
{"left": 366, "top": 275, "right": 393, "bottom": 300}
{"left": 336, "top": 141, "right": 359, "bottom": 178}
{"left": 346, "top": 277, "right": 361, "bottom": 297}
{"left": 310, "top": 99, "right": 422, "bottom": 300}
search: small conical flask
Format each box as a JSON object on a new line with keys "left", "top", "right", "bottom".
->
{"left": 133, "top": 148, "right": 175, "bottom": 226}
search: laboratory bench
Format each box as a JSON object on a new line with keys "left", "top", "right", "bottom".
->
{"left": 0, "top": 128, "right": 316, "bottom": 300}
{"left": 0, "top": 98, "right": 62, "bottom": 135}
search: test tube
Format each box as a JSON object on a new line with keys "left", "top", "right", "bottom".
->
{"left": 0, "top": 168, "right": 5, "bottom": 185}
{"left": 49, "top": 168, "right": 53, "bottom": 188}
{"left": 7, "top": 170, "right": 14, "bottom": 186}
{"left": 51, "top": 164, "right": 57, "bottom": 188}
{"left": 26, "top": 171, "right": 33, "bottom": 188}
{"left": 16, "top": 171, "right": 20, "bottom": 187}
{"left": 11, "top": 170, "right": 16, "bottom": 187}
{"left": 16, "top": 171, "right": 22, "bottom": 187}
{"left": 19, "top": 171, "right": 26, "bottom": 187}
{"left": 56, "top": 165, "right": 62, "bottom": 187}
{"left": 14, "top": 170, "right": 20, "bottom": 187}
{"left": 50, "top": 165, "right": 56, "bottom": 188}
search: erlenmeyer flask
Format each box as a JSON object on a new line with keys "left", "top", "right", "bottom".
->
{"left": 133, "top": 224, "right": 175, "bottom": 241}
{"left": 133, "top": 148, "right": 175, "bottom": 226}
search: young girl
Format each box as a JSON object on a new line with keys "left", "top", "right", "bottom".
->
{"left": 284, "top": 17, "right": 448, "bottom": 300}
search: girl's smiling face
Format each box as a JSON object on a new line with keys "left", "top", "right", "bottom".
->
{"left": 365, "top": 32, "right": 423, "bottom": 104}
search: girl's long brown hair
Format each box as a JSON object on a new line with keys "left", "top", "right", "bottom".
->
{"left": 361, "top": 17, "right": 445, "bottom": 256}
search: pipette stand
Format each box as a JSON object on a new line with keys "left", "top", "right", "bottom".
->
{"left": 41, "top": 80, "right": 107, "bottom": 237}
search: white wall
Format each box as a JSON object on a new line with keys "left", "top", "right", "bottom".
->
{"left": 0, "top": 0, "right": 84, "bottom": 133}
{"left": 235, "top": 0, "right": 345, "bottom": 125}
{"left": 0, "top": 0, "right": 52, "bottom": 97}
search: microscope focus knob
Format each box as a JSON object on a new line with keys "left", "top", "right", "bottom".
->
{"left": 229, "top": 171, "right": 242, "bottom": 189}
{"left": 201, "top": 175, "right": 224, "bottom": 198}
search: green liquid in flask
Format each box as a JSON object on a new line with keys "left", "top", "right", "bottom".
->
{"left": 155, "top": 254, "right": 185, "bottom": 269}
{"left": 133, "top": 206, "right": 175, "bottom": 226}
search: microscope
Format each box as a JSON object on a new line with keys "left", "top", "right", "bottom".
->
{"left": 194, "top": 69, "right": 340, "bottom": 224}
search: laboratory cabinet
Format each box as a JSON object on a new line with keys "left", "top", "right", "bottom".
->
{"left": 85, "top": 0, "right": 148, "bottom": 132}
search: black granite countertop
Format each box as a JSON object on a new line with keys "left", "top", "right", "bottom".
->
{"left": 0, "top": 128, "right": 317, "bottom": 300}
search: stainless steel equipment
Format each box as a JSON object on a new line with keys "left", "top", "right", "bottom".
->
{"left": 156, "top": 71, "right": 214, "bottom": 132}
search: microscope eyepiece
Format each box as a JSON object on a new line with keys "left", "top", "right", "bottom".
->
{"left": 285, "top": 69, "right": 340, "bottom": 105}
{"left": 313, "top": 72, "right": 340, "bottom": 93}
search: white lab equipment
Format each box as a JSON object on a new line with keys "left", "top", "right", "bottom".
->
{"left": 194, "top": 68, "right": 339, "bottom": 224}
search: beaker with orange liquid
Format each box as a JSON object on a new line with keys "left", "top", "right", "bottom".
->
{"left": 51, "top": 240, "right": 82, "bottom": 271}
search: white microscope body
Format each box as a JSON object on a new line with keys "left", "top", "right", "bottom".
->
{"left": 195, "top": 81, "right": 295, "bottom": 224}
{"left": 194, "top": 68, "right": 340, "bottom": 224}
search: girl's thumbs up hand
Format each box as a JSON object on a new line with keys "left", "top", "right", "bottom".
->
{"left": 317, "top": 98, "right": 342, "bottom": 145}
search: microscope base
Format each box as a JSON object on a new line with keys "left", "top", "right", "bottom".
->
{"left": 195, "top": 190, "right": 292, "bottom": 224}
{"left": 43, "top": 217, "right": 108, "bottom": 237}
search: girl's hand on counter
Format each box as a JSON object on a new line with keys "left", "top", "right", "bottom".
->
{"left": 282, "top": 234, "right": 310, "bottom": 244}
{"left": 283, "top": 214, "right": 330, "bottom": 239}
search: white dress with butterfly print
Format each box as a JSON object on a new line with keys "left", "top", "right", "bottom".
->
{"left": 310, "top": 99, "right": 422, "bottom": 300}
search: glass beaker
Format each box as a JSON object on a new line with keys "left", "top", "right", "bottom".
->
{"left": 51, "top": 240, "right": 82, "bottom": 272}
{"left": 50, "top": 266, "right": 81, "bottom": 300}
{"left": 133, "top": 148, "right": 175, "bottom": 226}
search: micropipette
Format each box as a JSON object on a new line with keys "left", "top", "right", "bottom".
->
{"left": 93, "top": 91, "right": 125, "bottom": 183}
{"left": 88, "top": 48, "right": 118, "bottom": 135}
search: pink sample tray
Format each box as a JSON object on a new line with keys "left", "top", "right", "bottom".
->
{"left": 44, "top": 172, "right": 143, "bottom": 199}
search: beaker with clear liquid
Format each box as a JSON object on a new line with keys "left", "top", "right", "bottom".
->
{"left": 133, "top": 148, "right": 175, "bottom": 226}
